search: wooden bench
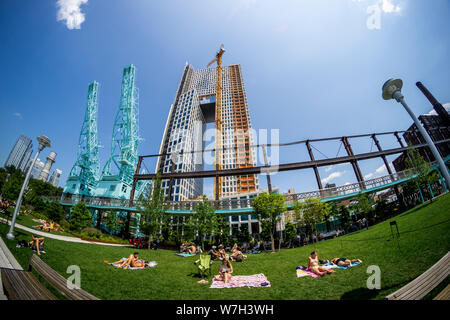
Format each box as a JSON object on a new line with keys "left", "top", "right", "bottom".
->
{"left": 433, "top": 284, "right": 450, "bottom": 300}
{"left": 1, "top": 254, "right": 99, "bottom": 300}
{"left": 386, "top": 251, "right": 450, "bottom": 300}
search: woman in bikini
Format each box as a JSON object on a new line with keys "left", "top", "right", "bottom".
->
{"left": 330, "top": 257, "right": 362, "bottom": 267}
{"left": 308, "top": 251, "right": 333, "bottom": 276}
{"left": 214, "top": 257, "right": 234, "bottom": 283}
{"left": 111, "top": 252, "right": 148, "bottom": 269}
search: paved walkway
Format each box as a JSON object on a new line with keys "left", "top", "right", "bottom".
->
{"left": 0, "top": 218, "right": 130, "bottom": 247}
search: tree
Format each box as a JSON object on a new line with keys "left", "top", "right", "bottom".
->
{"left": 192, "top": 196, "right": 216, "bottom": 251}
{"left": 355, "top": 193, "right": 373, "bottom": 229}
{"left": 69, "top": 202, "right": 92, "bottom": 232}
{"left": 293, "top": 197, "right": 330, "bottom": 243}
{"left": 284, "top": 222, "right": 297, "bottom": 248}
{"left": 336, "top": 204, "right": 350, "bottom": 232}
{"left": 405, "top": 148, "right": 440, "bottom": 202}
{"left": 1, "top": 168, "right": 24, "bottom": 202}
{"left": 138, "top": 174, "right": 168, "bottom": 249}
{"left": 214, "top": 213, "right": 230, "bottom": 246}
{"left": 105, "top": 211, "right": 120, "bottom": 235}
{"left": 44, "top": 202, "right": 65, "bottom": 223}
{"left": 237, "top": 223, "right": 252, "bottom": 244}
{"left": 252, "top": 192, "right": 287, "bottom": 252}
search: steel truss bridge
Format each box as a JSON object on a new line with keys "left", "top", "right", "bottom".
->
{"left": 51, "top": 130, "right": 450, "bottom": 215}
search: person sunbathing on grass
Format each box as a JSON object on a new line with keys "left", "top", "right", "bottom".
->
{"left": 308, "top": 251, "right": 333, "bottom": 276}
{"left": 330, "top": 257, "right": 363, "bottom": 267}
{"left": 214, "top": 257, "right": 234, "bottom": 283}
{"left": 111, "top": 252, "right": 148, "bottom": 269}
{"left": 29, "top": 236, "right": 45, "bottom": 255}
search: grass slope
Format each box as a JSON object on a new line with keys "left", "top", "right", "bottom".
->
{"left": 1, "top": 194, "right": 449, "bottom": 300}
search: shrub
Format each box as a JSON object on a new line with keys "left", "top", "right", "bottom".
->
{"left": 69, "top": 202, "right": 92, "bottom": 232}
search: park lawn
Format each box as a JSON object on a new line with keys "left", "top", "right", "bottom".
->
{"left": 1, "top": 193, "right": 449, "bottom": 300}
{"left": 0, "top": 210, "right": 75, "bottom": 237}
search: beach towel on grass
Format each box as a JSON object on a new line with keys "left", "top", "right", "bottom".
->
{"left": 296, "top": 265, "right": 335, "bottom": 278}
{"left": 175, "top": 253, "right": 196, "bottom": 257}
{"left": 210, "top": 273, "right": 271, "bottom": 289}
{"left": 335, "top": 261, "right": 361, "bottom": 269}
{"left": 110, "top": 258, "right": 157, "bottom": 270}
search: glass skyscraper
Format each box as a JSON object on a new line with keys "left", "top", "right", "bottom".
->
{"left": 4, "top": 135, "right": 33, "bottom": 172}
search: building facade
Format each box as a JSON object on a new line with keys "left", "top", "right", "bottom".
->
{"left": 4, "top": 135, "right": 33, "bottom": 172}
{"left": 393, "top": 112, "right": 450, "bottom": 172}
{"left": 48, "top": 169, "right": 62, "bottom": 187}
{"left": 156, "top": 63, "right": 259, "bottom": 201}
{"left": 28, "top": 158, "right": 45, "bottom": 179}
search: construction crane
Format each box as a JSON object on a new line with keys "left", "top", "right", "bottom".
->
{"left": 207, "top": 44, "right": 226, "bottom": 201}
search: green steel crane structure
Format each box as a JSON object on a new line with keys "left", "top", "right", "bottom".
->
{"left": 63, "top": 81, "right": 100, "bottom": 196}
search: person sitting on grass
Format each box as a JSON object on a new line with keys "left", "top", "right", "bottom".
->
{"left": 308, "top": 251, "right": 333, "bottom": 276}
{"left": 187, "top": 243, "right": 197, "bottom": 254}
{"left": 180, "top": 241, "right": 189, "bottom": 253}
{"left": 330, "top": 257, "right": 363, "bottom": 267}
{"left": 214, "top": 257, "right": 234, "bottom": 284}
{"left": 208, "top": 246, "right": 221, "bottom": 260}
{"left": 217, "top": 244, "right": 228, "bottom": 260}
{"left": 111, "top": 252, "right": 148, "bottom": 269}
{"left": 230, "top": 246, "right": 246, "bottom": 262}
{"left": 29, "top": 235, "right": 45, "bottom": 255}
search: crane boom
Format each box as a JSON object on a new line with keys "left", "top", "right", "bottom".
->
{"left": 207, "top": 45, "right": 225, "bottom": 200}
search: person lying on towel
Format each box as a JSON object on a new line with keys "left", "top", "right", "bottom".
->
{"left": 214, "top": 257, "right": 234, "bottom": 283}
{"left": 29, "top": 235, "right": 45, "bottom": 255}
{"left": 308, "top": 251, "right": 333, "bottom": 276}
{"left": 330, "top": 257, "right": 363, "bottom": 267}
{"left": 111, "top": 252, "right": 148, "bottom": 269}
{"left": 230, "top": 247, "right": 246, "bottom": 262}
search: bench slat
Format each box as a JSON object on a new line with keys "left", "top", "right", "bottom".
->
{"left": 29, "top": 254, "right": 99, "bottom": 300}
{"left": 394, "top": 259, "right": 449, "bottom": 299}
{"left": 433, "top": 284, "right": 450, "bottom": 300}
{"left": 1, "top": 268, "right": 57, "bottom": 300}
{"left": 386, "top": 252, "right": 450, "bottom": 300}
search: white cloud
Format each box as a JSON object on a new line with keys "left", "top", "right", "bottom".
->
{"left": 380, "top": 0, "right": 401, "bottom": 13}
{"left": 13, "top": 112, "right": 22, "bottom": 119}
{"left": 427, "top": 102, "right": 450, "bottom": 116}
{"left": 56, "top": 0, "right": 88, "bottom": 30}
{"left": 364, "top": 173, "right": 374, "bottom": 179}
{"left": 321, "top": 171, "right": 346, "bottom": 184}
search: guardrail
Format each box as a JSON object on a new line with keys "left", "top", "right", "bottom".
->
{"left": 45, "top": 168, "right": 419, "bottom": 212}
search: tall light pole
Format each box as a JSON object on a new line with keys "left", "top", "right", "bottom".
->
{"left": 6, "top": 136, "right": 51, "bottom": 239}
{"left": 382, "top": 78, "right": 450, "bottom": 190}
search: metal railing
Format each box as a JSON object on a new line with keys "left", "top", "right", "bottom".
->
{"left": 46, "top": 168, "right": 417, "bottom": 213}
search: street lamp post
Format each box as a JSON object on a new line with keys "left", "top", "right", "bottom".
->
{"left": 6, "top": 136, "right": 51, "bottom": 239}
{"left": 382, "top": 78, "right": 450, "bottom": 190}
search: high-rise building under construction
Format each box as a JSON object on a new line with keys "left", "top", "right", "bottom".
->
{"left": 156, "top": 62, "right": 259, "bottom": 201}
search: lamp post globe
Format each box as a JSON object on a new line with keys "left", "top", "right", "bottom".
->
{"left": 6, "top": 136, "right": 51, "bottom": 239}
{"left": 382, "top": 78, "right": 450, "bottom": 190}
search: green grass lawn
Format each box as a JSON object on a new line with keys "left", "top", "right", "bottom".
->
{"left": 1, "top": 194, "right": 449, "bottom": 300}
{"left": 0, "top": 210, "right": 75, "bottom": 237}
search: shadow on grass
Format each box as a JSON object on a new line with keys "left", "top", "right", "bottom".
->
{"left": 340, "top": 279, "right": 412, "bottom": 300}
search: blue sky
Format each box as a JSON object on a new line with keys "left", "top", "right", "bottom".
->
{"left": 0, "top": 0, "right": 449, "bottom": 197}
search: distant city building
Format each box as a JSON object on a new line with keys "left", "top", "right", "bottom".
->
{"left": 325, "top": 183, "right": 336, "bottom": 188}
{"left": 39, "top": 151, "right": 57, "bottom": 181}
{"left": 48, "top": 169, "right": 62, "bottom": 187}
{"left": 29, "top": 158, "right": 45, "bottom": 179}
{"left": 4, "top": 135, "right": 33, "bottom": 172}
{"left": 393, "top": 106, "right": 450, "bottom": 172}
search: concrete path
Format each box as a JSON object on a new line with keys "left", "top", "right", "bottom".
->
{"left": 0, "top": 218, "right": 130, "bottom": 247}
